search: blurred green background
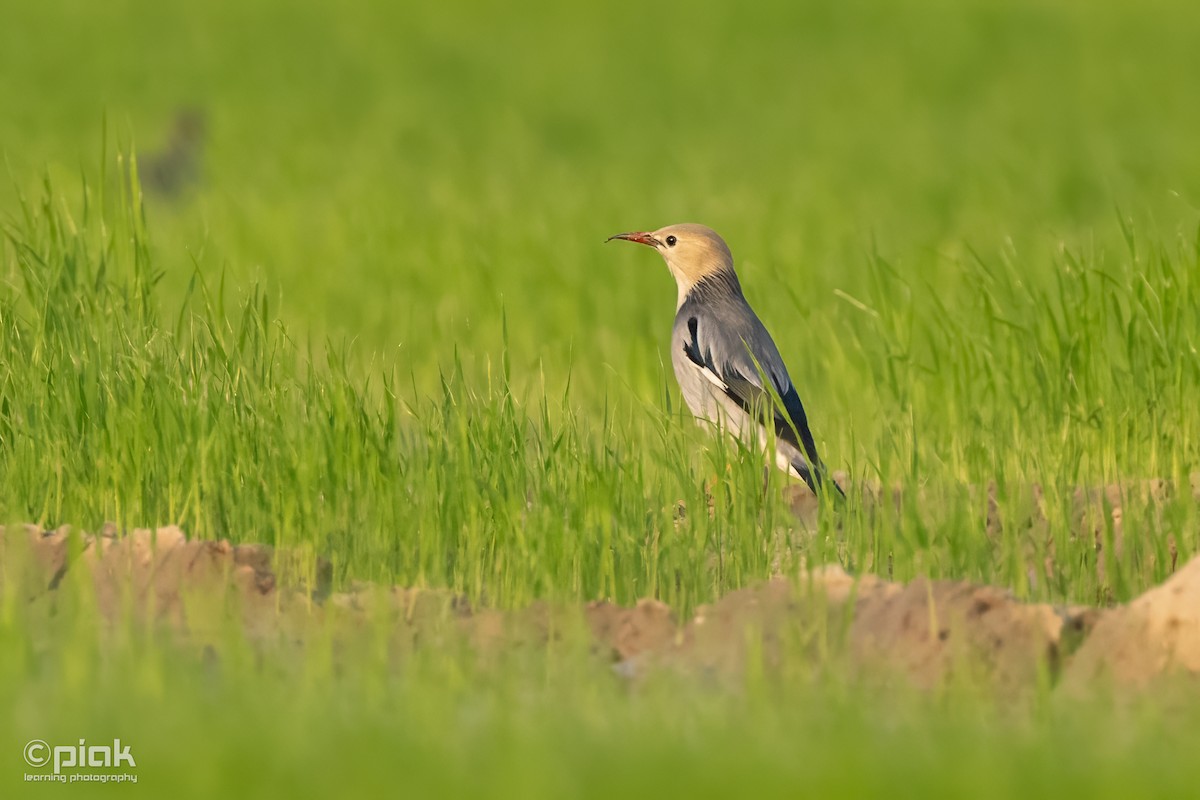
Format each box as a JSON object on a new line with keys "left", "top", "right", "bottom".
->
{"left": 4, "top": 0, "right": 1199, "bottom": 399}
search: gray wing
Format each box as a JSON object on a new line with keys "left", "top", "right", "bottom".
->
{"left": 679, "top": 308, "right": 831, "bottom": 494}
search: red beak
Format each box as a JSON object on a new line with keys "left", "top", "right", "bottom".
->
{"left": 606, "top": 231, "right": 661, "bottom": 247}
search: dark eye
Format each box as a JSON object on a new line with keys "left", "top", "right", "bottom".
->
{"left": 665, "top": 235, "right": 677, "bottom": 247}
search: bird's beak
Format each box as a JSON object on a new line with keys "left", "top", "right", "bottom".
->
{"left": 606, "top": 231, "right": 661, "bottom": 247}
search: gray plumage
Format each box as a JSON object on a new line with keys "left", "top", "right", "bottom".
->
{"left": 608, "top": 223, "right": 839, "bottom": 497}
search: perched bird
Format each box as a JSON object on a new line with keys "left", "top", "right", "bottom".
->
{"left": 608, "top": 223, "right": 841, "bottom": 498}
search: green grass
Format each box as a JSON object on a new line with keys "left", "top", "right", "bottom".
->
{"left": 3, "top": 0, "right": 1200, "bottom": 795}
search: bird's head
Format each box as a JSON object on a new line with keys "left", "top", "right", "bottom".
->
{"left": 607, "top": 223, "right": 736, "bottom": 303}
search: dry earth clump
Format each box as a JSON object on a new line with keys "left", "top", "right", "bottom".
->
{"left": 1063, "top": 553, "right": 1200, "bottom": 688}
{"left": 2, "top": 520, "right": 1198, "bottom": 693}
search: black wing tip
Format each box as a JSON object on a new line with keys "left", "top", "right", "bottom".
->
{"left": 826, "top": 475, "right": 847, "bottom": 501}
{"left": 798, "top": 462, "right": 846, "bottom": 502}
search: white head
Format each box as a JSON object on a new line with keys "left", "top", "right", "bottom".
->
{"left": 608, "top": 223, "right": 738, "bottom": 306}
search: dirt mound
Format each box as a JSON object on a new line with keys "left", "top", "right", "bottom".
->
{"left": 850, "top": 578, "right": 1099, "bottom": 693}
{"left": 624, "top": 568, "right": 1089, "bottom": 695}
{"left": 1064, "top": 555, "right": 1200, "bottom": 688}
{"left": 585, "top": 599, "right": 678, "bottom": 660}
{"left": 2, "top": 522, "right": 1197, "bottom": 693}
{"left": 4, "top": 524, "right": 320, "bottom": 623}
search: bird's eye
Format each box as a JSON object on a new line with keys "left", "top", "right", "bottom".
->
{"left": 666, "top": 235, "right": 677, "bottom": 247}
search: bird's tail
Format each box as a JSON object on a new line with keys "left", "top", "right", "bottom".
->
{"left": 795, "top": 459, "right": 846, "bottom": 502}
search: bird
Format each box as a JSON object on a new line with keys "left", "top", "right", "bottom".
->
{"left": 607, "top": 223, "right": 842, "bottom": 498}
{"left": 142, "top": 108, "right": 207, "bottom": 198}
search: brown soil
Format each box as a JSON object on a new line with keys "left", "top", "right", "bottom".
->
{"left": 1063, "top": 552, "right": 1200, "bottom": 689}
{"left": 3, "top": 516, "right": 1198, "bottom": 694}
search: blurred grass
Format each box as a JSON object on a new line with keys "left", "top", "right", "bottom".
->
{"left": 5, "top": 596, "right": 1199, "bottom": 800}
{"left": 3, "top": 0, "right": 1200, "bottom": 401}
{"left": 3, "top": 0, "right": 1200, "bottom": 796}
